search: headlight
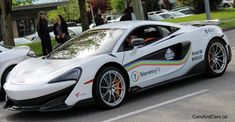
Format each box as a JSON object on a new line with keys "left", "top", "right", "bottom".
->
{"left": 27, "top": 50, "right": 36, "bottom": 57}
{"left": 48, "top": 68, "right": 82, "bottom": 83}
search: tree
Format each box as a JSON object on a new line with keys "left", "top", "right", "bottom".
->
{"left": 145, "top": 0, "right": 160, "bottom": 12}
{"left": 79, "top": 0, "right": 89, "bottom": 31}
{"left": 12, "top": 0, "right": 32, "bottom": 8}
{"left": 111, "top": 0, "right": 125, "bottom": 13}
{"left": 0, "top": 0, "right": 15, "bottom": 46}
{"left": 48, "top": 0, "right": 80, "bottom": 22}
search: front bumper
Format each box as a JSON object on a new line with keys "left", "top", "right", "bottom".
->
{"left": 4, "top": 85, "right": 75, "bottom": 112}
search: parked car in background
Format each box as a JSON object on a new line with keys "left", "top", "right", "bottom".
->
{"left": 0, "top": 44, "right": 35, "bottom": 99}
{"left": 50, "top": 26, "right": 82, "bottom": 39}
{"left": 0, "top": 37, "right": 34, "bottom": 45}
{"left": 158, "top": 11, "right": 191, "bottom": 19}
{"left": 148, "top": 14, "right": 164, "bottom": 21}
{"left": 171, "top": 7, "right": 194, "bottom": 15}
{"left": 147, "top": 10, "right": 167, "bottom": 15}
{"left": 220, "top": 0, "right": 234, "bottom": 8}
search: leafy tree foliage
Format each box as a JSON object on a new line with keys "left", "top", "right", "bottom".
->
{"left": 111, "top": 0, "right": 126, "bottom": 13}
{"left": 48, "top": 0, "right": 80, "bottom": 22}
{"left": 12, "top": 0, "right": 32, "bottom": 8}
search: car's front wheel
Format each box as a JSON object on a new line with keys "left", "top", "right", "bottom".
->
{"left": 205, "top": 39, "right": 228, "bottom": 77}
{"left": 93, "top": 67, "right": 127, "bottom": 109}
{"left": 0, "top": 66, "right": 15, "bottom": 100}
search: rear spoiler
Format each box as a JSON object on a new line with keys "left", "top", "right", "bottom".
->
{"left": 179, "top": 19, "right": 220, "bottom": 26}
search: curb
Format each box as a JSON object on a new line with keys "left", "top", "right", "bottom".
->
{"left": 223, "top": 26, "right": 235, "bottom": 32}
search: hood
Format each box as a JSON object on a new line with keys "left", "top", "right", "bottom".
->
{"left": 7, "top": 57, "right": 85, "bottom": 85}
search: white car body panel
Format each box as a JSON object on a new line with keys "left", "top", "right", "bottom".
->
{"left": 0, "top": 46, "right": 31, "bottom": 92}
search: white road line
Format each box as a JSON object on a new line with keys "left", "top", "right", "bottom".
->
{"left": 102, "top": 89, "right": 210, "bottom": 122}
{"left": 231, "top": 47, "right": 235, "bottom": 50}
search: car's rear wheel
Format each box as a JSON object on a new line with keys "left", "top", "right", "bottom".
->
{"left": 205, "top": 39, "right": 228, "bottom": 77}
{"left": 93, "top": 67, "right": 127, "bottom": 109}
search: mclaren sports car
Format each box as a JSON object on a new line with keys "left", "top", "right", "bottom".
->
{"left": 4, "top": 21, "right": 232, "bottom": 111}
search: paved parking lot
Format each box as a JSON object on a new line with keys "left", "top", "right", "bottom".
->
{"left": 0, "top": 30, "right": 235, "bottom": 122}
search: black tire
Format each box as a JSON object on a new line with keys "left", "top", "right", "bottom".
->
{"left": 0, "top": 66, "right": 15, "bottom": 100}
{"left": 93, "top": 67, "right": 128, "bottom": 109}
{"left": 224, "top": 4, "right": 229, "bottom": 8}
{"left": 204, "top": 39, "right": 228, "bottom": 77}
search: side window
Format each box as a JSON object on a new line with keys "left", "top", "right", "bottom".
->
{"left": 118, "top": 25, "right": 165, "bottom": 52}
{"left": 118, "top": 25, "right": 180, "bottom": 52}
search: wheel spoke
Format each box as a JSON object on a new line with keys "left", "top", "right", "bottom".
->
{"left": 111, "top": 92, "right": 116, "bottom": 103}
{"left": 216, "top": 49, "right": 222, "bottom": 56}
{"left": 109, "top": 72, "right": 112, "bottom": 85}
{"left": 211, "top": 61, "right": 215, "bottom": 70}
{"left": 108, "top": 92, "right": 112, "bottom": 103}
{"left": 112, "top": 72, "right": 117, "bottom": 85}
{"left": 217, "top": 55, "right": 225, "bottom": 58}
{"left": 215, "top": 61, "right": 218, "bottom": 70}
{"left": 102, "top": 91, "right": 109, "bottom": 98}
{"left": 216, "top": 61, "right": 222, "bottom": 69}
{"left": 101, "top": 86, "right": 109, "bottom": 89}
{"left": 217, "top": 59, "right": 224, "bottom": 63}
{"left": 103, "top": 77, "right": 109, "bottom": 86}
{"left": 113, "top": 90, "right": 121, "bottom": 97}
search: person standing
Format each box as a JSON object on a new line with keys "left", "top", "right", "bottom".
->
{"left": 94, "top": 8, "right": 106, "bottom": 26}
{"left": 37, "top": 11, "right": 52, "bottom": 56}
{"left": 53, "top": 15, "right": 69, "bottom": 47}
{"left": 120, "top": 1, "right": 136, "bottom": 21}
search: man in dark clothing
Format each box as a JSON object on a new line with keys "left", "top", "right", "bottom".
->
{"left": 94, "top": 8, "right": 106, "bottom": 26}
{"left": 120, "top": 7, "right": 133, "bottom": 21}
{"left": 37, "top": 11, "right": 52, "bottom": 56}
{"left": 120, "top": 1, "right": 134, "bottom": 21}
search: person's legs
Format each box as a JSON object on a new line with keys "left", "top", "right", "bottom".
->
{"left": 46, "top": 39, "right": 53, "bottom": 54}
{"left": 41, "top": 39, "right": 47, "bottom": 56}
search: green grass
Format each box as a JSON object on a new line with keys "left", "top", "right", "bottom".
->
{"left": 164, "top": 8, "right": 235, "bottom": 23}
{"left": 18, "top": 39, "right": 57, "bottom": 56}
{"left": 220, "top": 19, "right": 235, "bottom": 29}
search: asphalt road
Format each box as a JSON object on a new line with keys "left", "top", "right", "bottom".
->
{"left": 0, "top": 30, "right": 235, "bottom": 122}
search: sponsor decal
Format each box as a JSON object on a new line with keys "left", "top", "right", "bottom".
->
{"left": 192, "top": 50, "right": 203, "bottom": 56}
{"left": 165, "top": 48, "right": 175, "bottom": 60}
{"left": 124, "top": 47, "right": 191, "bottom": 71}
{"left": 75, "top": 92, "right": 87, "bottom": 98}
{"left": 192, "top": 55, "right": 203, "bottom": 61}
{"left": 192, "top": 50, "right": 203, "bottom": 61}
{"left": 84, "top": 80, "right": 93, "bottom": 85}
{"left": 131, "top": 68, "right": 160, "bottom": 82}
{"left": 131, "top": 71, "right": 140, "bottom": 82}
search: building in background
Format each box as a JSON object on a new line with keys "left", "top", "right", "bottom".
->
{"left": 0, "top": 0, "right": 68, "bottom": 40}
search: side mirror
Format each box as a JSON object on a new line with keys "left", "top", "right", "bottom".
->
{"left": 132, "top": 38, "right": 145, "bottom": 47}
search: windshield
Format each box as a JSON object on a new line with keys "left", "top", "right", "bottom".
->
{"left": 172, "top": 12, "right": 185, "bottom": 17}
{"left": 47, "top": 28, "right": 126, "bottom": 59}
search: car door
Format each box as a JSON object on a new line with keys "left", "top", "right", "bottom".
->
{"left": 120, "top": 25, "right": 191, "bottom": 88}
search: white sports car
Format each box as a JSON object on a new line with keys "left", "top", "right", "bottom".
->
{"left": 0, "top": 44, "right": 35, "bottom": 99}
{"left": 4, "top": 21, "right": 232, "bottom": 111}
